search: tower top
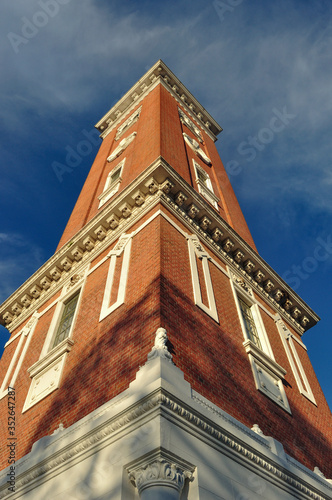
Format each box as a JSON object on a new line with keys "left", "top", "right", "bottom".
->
{"left": 0, "top": 61, "right": 320, "bottom": 337}
{"left": 95, "top": 59, "right": 222, "bottom": 140}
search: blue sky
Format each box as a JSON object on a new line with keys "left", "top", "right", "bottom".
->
{"left": 0, "top": 0, "right": 331, "bottom": 409}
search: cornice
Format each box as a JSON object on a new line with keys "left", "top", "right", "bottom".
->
{"left": 95, "top": 59, "right": 222, "bottom": 141}
{"left": 1, "top": 387, "right": 330, "bottom": 500}
{"left": 0, "top": 158, "right": 319, "bottom": 336}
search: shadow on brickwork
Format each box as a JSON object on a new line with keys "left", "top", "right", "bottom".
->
{"left": 21, "top": 274, "right": 332, "bottom": 497}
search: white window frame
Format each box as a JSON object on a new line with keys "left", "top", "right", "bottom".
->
{"left": 0, "top": 313, "right": 39, "bottom": 400}
{"left": 187, "top": 235, "right": 219, "bottom": 323}
{"left": 98, "top": 158, "right": 125, "bottom": 208}
{"left": 99, "top": 232, "right": 132, "bottom": 322}
{"left": 193, "top": 160, "right": 219, "bottom": 209}
{"left": 276, "top": 317, "right": 317, "bottom": 405}
{"left": 230, "top": 274, "right": 290, "bottom": 412}
{"left": 23, "top": 273, "right": 86, "bottom": 412}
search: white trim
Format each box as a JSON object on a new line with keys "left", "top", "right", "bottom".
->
{"left": 107, "top": 132, "right": 136, "bottom": 162}
{"left": 246, "top": 346, "right": 291, "bottom": 414}
{"left": 0, "top": 313, "right": 39, "bottom": 399}
{"left": 187, "top": 235, "right": 219, "bottom": 322}
{"left": 99, "top": 233, "right": 132, "bottom": 322}
{"left": 231, "top": 279, "right": 274, "bottom": 359}
{"left": 40, "top": 271, "right": 87, "bottom": 358}
{"left": 230, "top": 278, "right": 290, "bottom": 411}
{"left": 98, "top": 158, "right": 125, "bottom": 208}
{"left": 276, "top": 318, "right": 317, "bottom": 405}
{"left": 193, "top": 160, "right": 219, "bottom": 209}
{"left": 22, "top": 339, "right": 74, "bottom": 413}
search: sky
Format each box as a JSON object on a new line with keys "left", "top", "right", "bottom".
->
{"left": 0, "top": 0, "right": 331, "bottom": 409}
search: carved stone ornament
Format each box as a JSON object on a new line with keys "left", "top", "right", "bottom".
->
{"left": 274, "top": 288, "right": 284, "bottom": 302}
{"left": 291, "top": 307, "right": 302, "bottom": 319}
{"left": 66, "top": 274, "right": 83, "bottom": 291}
{"left": 147, "top": 327, "right": 173, "bottom": 363}
{"left": 283, "top": 298, "right": 293, "bottom": 311}
{"left": 50, "top": 267, "right": 62, "bottom": 281}
{"left": 183, "top": 133, "right": 211, "bottom": 165}
{"left": 40, "top": 275, "right": 52, "bottom": 290}
{"left": 94, "top": 225, "right": 107, "bottom": 241}
{"left": 263, "top": 279, "right": 275, "bottom": 293}
{"left": 20, "top": 294, "right": 32, "bottom": 308}
{"left": 222, "top": 238, "right": 235, "bottom": 253}
{"left": 129, "top": 459, "right": 192, "bottom": 495}
{"left": 83, "top": 235, "right": 95, "bottom": 251}
{"left": 107, "top": 131, "right": 137, "bottom": 162}
{"left": 178, "top": 108, "right": 203, "bottom": 141}
{"left": 301, "top": 316, "right": 310, "bottom": 328}
{"left": 119, "top": 202, "right": 132, "bottom": 218}
{"left": 3, "top": 312, "right": 13, "bottom": 325}
{"left": 60, "top": 256, "right": 72, "bottom": 272}
{"left": 161, "top": 178, "right": 175, "bottom": 194}
{"left": 251, "top": 424, "right": 264, "bottom": 436}
{"left": 232, "top": 273, "right": 252, "bottom": 296}
{"left": 30, "top": 284, "right": 42, "bottom": 297}
{"left": 233, "top": 249, "right": 245, "bottom": 263}
{"left": 11, "top": 302, "right": 22, "bottom": 316}
{"left": 71, "top": 246, "right": 84, "bottom": 262}
{"left": 174, "top": 191, "right": 188, "bottom": 207}
{"left": 199, "top": 215, "right": 212, "bottom": 230}
{"left": 211, "top": 227, "right": 223, "bottom": 242}
{"left": 132, "top": 189, "right": 145, "bottom": 206}
{"left": 243, "top": 259, "right": 255, "bottom": 273}
{"left": 145, "top": 177, "right": 159, "bottom": 194}
{"left": 106, "top": 213, "right": 120, "bottom": 229}
{"left": 187, "top": 203, "right": 200, "bottom": 219}
{"left": 254, "top": 270, "right": 265, "bottom": 283}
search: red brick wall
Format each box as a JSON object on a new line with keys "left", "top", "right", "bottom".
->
{"left": 0, "top": 209, "right": 331, "bottom": 477}
{"left": 158, "top": 213, "right": 332, "bottom": 477}
{"left": 0, "top": 213, "right": 162, "bottom": 469}
{"left": 57, "top": 83, "right": 257, "bottom": 251}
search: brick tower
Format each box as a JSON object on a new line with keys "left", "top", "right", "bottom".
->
{"left": 0, "top": 60, "right": 331, "bottom": 500}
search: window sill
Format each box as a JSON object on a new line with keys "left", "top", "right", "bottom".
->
{"left": 22, "top": 339, "right": 74, "bottom": 412}
{"left": 243, "top": 340, "right": 291, "bottom": 413}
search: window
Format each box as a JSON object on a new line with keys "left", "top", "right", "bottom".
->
{"left": 52, "top": 292, "right": 79, "bottom": 348}
{"left": 193, "top": 161, "right": 219, "bottom": 209}
{"left": 98, "top": 158, "right": 125, "bottom": 208}
{"left": 22, "top": 277, "right": 85, "bottom": 412}
{"left": 276, "top": 317, "right": 316, "bottom": 405}
{"left": 231, "top": 276, "right": 290, "bottom": 412}
{"left": 238, "top": 297, "right": 262, "bottom": 350}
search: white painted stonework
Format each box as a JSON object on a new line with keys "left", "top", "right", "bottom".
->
{"left": 1, "top": 328, "right": 331, "bottom": 500}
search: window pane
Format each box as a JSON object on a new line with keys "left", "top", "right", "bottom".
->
{"left": 111, "top": 168, "right": 121, "bottom": 183}
{"left": 52, "top": 293, "right": 79, "bottom": 348}
{"left": 238, "top": 297, "right": 262, "bottom": 350}
{"left": 197, "top": 168, "right": 207, "bottom": 184}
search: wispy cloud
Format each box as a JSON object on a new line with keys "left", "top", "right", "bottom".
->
{"left": 0, "top": 233, "right": 44, "bottom": 303}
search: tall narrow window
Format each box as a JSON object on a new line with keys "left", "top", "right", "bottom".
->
{"left": 52, "top": 292, "right": 79, "bottom": 348}
{"left": 238, "top": 297, "right": 262, "bottom": 350}
{"left": 98, "top": 158, "right": 125, "bottom": 208}
{"left": 231, "top": 279, "right": 290, "bottom": 412}
{"left": 193, "top": 161, "right": 219, "bottom": 209}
